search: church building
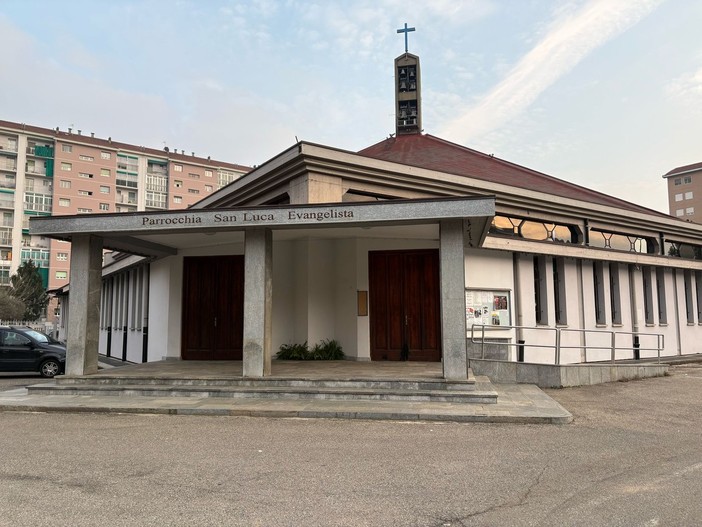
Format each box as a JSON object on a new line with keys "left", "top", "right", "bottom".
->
{"left": 36, "top": 39, "right": 702, "bottom": 380}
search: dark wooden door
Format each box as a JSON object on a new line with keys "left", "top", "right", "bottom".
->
{"left": 369, "top": 249, "right": 441, "bottom": 361}
{"left": 181, "top": 255, "right": 244, "bottom": 360}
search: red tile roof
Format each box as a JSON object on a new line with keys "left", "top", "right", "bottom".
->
{"left": 664, "top": 162, "right": 702, "bottom": 177}
{"left": 359, "top": 133, "right": 667, "bottom": 217}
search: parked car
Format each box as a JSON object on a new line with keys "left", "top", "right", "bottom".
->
{"left": 0, "top": 326, "right": 66, "bottom": 378}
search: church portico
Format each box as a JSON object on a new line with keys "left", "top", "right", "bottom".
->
{"left": 31, "top": 197, "right": 495, "bottom": 378}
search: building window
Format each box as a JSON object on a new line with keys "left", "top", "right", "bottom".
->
{"left": 59, "top": 198, "right": 70, "bottom": 207}
{"left": 684, "top": 176, "right": 692, "bottom": 184}
{"left": 674, "top": 178, "right": 681, "bottom": 186}
{"left": 684, "top": 270, "right": 695, "bottom": 324}
{"left": 205, "top": 170, "right": 213, "bottom": 178}
{"left": 174, "top": 180, "right": 183, "bottom": 188}
{"left": 61, "top": 162, "right": 72, "bottom": 171}
{"left": 61, "top": 144, "right": 72, "bottom": 153}
{"left": 643, "top": 267, "right": 653, "bottom": 325}
{"left": 56, "top": 253, "right": 68, "bottom": 261}
{"left": 188, "top": 188, "right": 199, "bottom": 194}
{"left": 101, "top": 151, "right": 111, "bottom": 160}
{"left": 656, "top": 267, "right": 667, "bottom": 324}
{"left": 553, "top": 258, "right": 567, "bottom": 325}
{"left": 534, "top": 255, "right": 547, "bottom": 324}
{"left": 99, "top": 203, "right": 109, "bottom": 211}
{"left": 173, "top": 164, "right": 183, "bottom": 172}
{"left": 79, "top": 155, "right": 94, "bottom": 161}
{"left": 686, "top": 207, "right": 695, "bottom": 215}
{"left": 685, "top": 191, "right": 694, "bottom": 200}
{"left": 173, "top": 196, "right": 182, "bottom": 204}
{"left": 78, "top": 190, "right": 93, "bottom": 196}
{"left": 189, "top": 172, "right": 200, "bottom": 179}
{"left": 205, "top": 185, "right": 213, "bottom": 192}
{"left": 609, "top": 263, "right": 622, "bottom": 325}
{"left": 100, "top": 185, "right": 110, "bottom": 194}
{"left": 59, "top": 180, "right": 71, "bottom": 189}
{"left": 55, "top": 271, "right": 67, "bottom": 279}
{"left": 77, "top": 208, "right": 92, "bottom": 213}
{"left": 79, "top": 172, "right": 93, "bottom": 179}
{"left": 593, "top": 261, "right": 606, "bottom": 325}
{"left": 101, "top": 168, "right": 111, "bottom": 177}
{"left": 676, "top": 209, "right": 685, "bottom": 217}
{"left": 675, "top": 193, "right": 683, "bottom": 202}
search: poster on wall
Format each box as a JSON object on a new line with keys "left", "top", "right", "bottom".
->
{"left": 465, "top": 289, "right": 511, "bottom": 327}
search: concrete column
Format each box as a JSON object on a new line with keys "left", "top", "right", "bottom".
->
{"left": 243, "top": 228, "right": 273, "bottom": 377}
{"left": 440, "top": 220, "right": 468, "bottom": 380}
{"left": 66, "top": 234, "right": 103, "bottom": 376}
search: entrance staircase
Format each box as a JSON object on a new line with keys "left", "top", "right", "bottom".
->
{"left": 28, "top": 370, "right": 498, "bottom": 404}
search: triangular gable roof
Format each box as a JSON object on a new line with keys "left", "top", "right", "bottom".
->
{"left": 359, "top": 133, "right": 668, "bottom": 218}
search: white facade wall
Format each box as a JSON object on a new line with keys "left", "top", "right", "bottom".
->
{"left": 86, "top": 235, "right": 702, "bottom": 365}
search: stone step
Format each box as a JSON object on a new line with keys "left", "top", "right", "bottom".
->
{"left": 55, "top": 375, "right": 477, "bottom": 392}
{"left": 28, "top": 382, "right": 497, "bottom": 404}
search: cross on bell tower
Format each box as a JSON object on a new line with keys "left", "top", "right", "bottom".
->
{"left": 395, "top": 23, "right": 421, "bottom": 136}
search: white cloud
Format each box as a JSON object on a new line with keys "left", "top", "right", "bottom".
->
{"left": 666, "top": 65, "right": 702, "bottom": 112}
{"left": 439, "top": 0, "right": 665, "bottom": 143}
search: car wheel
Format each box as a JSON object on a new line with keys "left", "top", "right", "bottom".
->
{"left": 39, "top": 360, "right": 61, "bottom": 378}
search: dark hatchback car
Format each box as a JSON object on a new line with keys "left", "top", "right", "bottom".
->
{"left": 0, "top": 326, "right": 66, "bottom": 378}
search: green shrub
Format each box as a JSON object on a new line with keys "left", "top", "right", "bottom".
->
{"left": 317, "top": 339, "right": 344, "bottom": 360}
{"left": 276, "top": 339, "right": 344, "bottom": 360}
{"left": 276, "top": 341, "right": 309, "bottom": 360}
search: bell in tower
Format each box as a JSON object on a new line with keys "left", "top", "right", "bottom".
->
{"left": 395, "top": 24, "right": 421, "bottom": 135}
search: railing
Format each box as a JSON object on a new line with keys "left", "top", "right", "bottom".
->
{"left": 470, "top": 324, "right": 664, "bottom": 364}
{"left": 0, "top": 199, "right": 14, "bottom": 209}
{"left": 0, "top": 160, "right": 17, "bottom": 170}
{"left": 0, "top": 179, "right": 16, "bottom": 189}
{"left": 0, "top": 141, "right": 18, "bottom": 153}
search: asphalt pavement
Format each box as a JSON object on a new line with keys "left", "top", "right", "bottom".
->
{"left": 0, "top": 363, "right": 700, "bottom": 526}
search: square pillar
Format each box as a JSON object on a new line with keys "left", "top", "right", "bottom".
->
{"left": 66, "top": 234, "right": 103, "bottom": 376}
{"left": 243, "top": 228, "right": 273, "bottom": 377}
{"left": 440, "top": 220, "right": 468, "bottom": 380}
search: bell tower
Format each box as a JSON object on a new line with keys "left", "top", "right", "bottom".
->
{"left": 395, "top": 23, "right": 421, "bottom": 135}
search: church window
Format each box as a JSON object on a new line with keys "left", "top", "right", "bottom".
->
{"left": 489, "top": 215, "right": 578, "bottom": 244}
{"left": 593, "top": 261, "right": 606, "bottom": 325}
{"left": 609, "top": 263, "right": 622, "bottom": 325}
{"left": 642, "top": 267, "right": 654, "bottom": 325}
{"left": 684, "top": 270, "right": 695, "bottom": 324}
{"left": 534, "top": 255, "right": 547, "bottom": 324}
{"left": 553, "top": 258, "right": 567, "bottom": 325}
{"left": 656, "top": 268, "right": 667, "bottom": 324}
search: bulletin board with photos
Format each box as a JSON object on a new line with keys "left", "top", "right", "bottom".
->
{"left": 465, "top": 289, "right": 511, "bottom": 327}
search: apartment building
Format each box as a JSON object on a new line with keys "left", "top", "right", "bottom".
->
{"left": 0, "top": 120, "right": 249, "bottom": 293}
{"left": 663, "top": 162, "right": 702, "bottom": 224}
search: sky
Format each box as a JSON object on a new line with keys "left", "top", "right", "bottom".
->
{"left": 1, "top": 0, "right": 701, "bottom": 213}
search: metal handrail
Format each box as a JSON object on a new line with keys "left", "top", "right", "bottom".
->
{"left": 470, "top": 324, "right": 663, "bottom": 364}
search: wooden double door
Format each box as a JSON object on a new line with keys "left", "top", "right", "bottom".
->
{"left": 181, "top": 256, "right": 244, "bottom": 360}
{"left": 369, "top": 249, "right": 441, "bottom": 362}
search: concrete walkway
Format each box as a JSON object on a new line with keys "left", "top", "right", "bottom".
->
{"left": 0, "top": 360, "right": 573, "bottom": 424}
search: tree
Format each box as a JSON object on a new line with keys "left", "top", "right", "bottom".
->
{"left": 9, "top": 260, "right": 49, "bottom": 321}
{"left": 0, "top": 287, "right": 25, "bottom": 320}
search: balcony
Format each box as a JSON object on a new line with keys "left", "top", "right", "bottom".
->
{"left": 25, "top": 165, "right": 47, "bottom": 176}
{"left": 0, "top": 198, "right": 14, "bottom": 209}
{"left": 0, "top": 159, "right": 17, "bottom": 171}
{"left": 26, "top": 145, "right": 54, "bottom": 158}
{"left": 0, "top": 141, "right": 18, "bottom": 153}
{"left": 0, "top": 177, "right": 16, "bottom": 190}
{"left": 147, "top": 165, "right": 168, "bottom": 176}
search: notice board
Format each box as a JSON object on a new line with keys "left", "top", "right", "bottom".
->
{"left": 465, "top": 289, "right": 511, "bottom": 327}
